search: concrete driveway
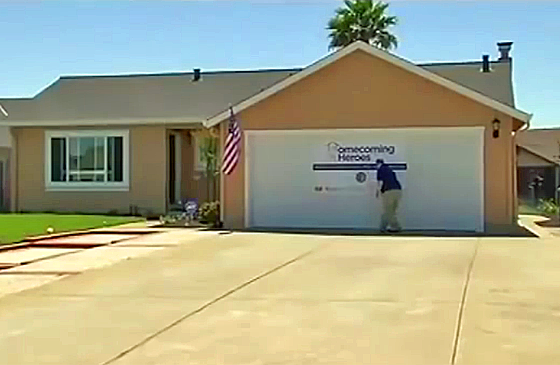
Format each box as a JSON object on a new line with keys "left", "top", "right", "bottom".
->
{"left": 0, "top": 230, "right": 558, "bottom": 364}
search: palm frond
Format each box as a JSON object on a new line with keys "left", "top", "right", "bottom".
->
{"left": 327, "top": 0, "right": 398, "bottom": 51}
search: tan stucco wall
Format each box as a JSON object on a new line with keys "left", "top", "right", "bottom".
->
{"left": 14, "top": 126, "right": 167, "bottom": 216}
{"left": 221, "top": 49, "right": 518, "bottom": 230}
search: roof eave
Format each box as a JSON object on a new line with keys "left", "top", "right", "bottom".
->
{"left": 517, "top": 144, "right": 559, "bottom": 166}
{"left": 0, "top": 117, "right": 205, "bottom": 127}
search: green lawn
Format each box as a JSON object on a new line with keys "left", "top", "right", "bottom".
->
{"left": 0, "top": 214, "right": 142, "bottom": 244}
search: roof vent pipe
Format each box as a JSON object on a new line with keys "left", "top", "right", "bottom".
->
{"left": 497, "top": 41, "right": 513, "bottom": 62}
{"left": 482, "top": 55, "right": 490, "bottom": 72}
{"left": 193, "top": 68, "right": 201, "bottom": 82}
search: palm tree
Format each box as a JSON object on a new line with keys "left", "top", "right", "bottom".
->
{"left": 327, "top": 0, "right": 398, "bottom": 51}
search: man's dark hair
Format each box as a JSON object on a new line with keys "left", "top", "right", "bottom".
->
{"left": 376, "top": 158, "right": 384, "bottom": 164}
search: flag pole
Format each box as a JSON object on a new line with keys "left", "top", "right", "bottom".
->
{"left": 220, "top": 103, "right": 234, "bottom": 228}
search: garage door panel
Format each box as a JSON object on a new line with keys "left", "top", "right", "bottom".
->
{"left": 247, "top": 128, "right": 483, "bottom": 231}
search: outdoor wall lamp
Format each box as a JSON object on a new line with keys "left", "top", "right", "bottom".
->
{"left": 492, "top": 119, "right": 501, "bottom": 138}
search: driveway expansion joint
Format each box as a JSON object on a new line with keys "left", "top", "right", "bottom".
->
{"left": 100, "top": 242, "right": 327, "bottom": 365}
{"left": 450, "top": 238, "right": 479, "bottom": 364}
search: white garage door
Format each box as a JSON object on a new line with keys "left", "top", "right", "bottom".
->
{"left": 246, "top": 128, "right": 484, "bottom": 232}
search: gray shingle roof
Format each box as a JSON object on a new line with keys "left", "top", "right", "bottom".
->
{"left": 0, "top": 58, "right": 514, "bottom": 124}
{"left": 517, "top": 128, "right": 560, "bottom": 164}
{"left": 422, "top": 61, "right": 514, "bottom": 107}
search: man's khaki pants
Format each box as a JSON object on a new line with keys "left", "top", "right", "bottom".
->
{"left": 381, "top": 189, "right": 402, "bottom": 231}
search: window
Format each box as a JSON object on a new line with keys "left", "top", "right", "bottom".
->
{"left": 46, "top": 130, "right": 129, "bottom": 190}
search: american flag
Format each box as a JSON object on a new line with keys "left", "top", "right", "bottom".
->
{"left": 222, "top": 107, "right": 241, "bottom": 175}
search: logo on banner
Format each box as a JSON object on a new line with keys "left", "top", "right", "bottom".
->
{"left": 326, "top": 141, "right": 395, "bottom": 163}
{"left": 355, "top": 172, "right": 367, "bottom": 183}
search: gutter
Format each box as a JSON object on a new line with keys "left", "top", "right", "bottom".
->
{"left": 0, "top": 117, "right": 205, "bottom": 127}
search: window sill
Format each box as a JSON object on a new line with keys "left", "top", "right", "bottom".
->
{"left": 45, "top": 185, "right": 130, "bottom": 192}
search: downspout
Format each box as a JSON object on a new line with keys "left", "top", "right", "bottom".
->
{"left": 512, "top": 114, "right": 532, "bottom": 221}
{"left": 519, "top": 113, "right": 532, "bottom": 131}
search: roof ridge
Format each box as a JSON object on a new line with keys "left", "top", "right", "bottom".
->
{"left": 59, "top": 67, "right": 303, "bottom": 80}
{"left": 56, "top": 62, "right": 497, "bottom": 80}
{"left": 419, "top": 60, "right": 500, "bottom": 67}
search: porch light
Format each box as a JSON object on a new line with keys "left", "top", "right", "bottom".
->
{"left": 492, "top": 119, "right": 500, "bottom": 138}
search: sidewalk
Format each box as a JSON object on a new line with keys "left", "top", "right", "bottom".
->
{"left": 0, "top": 228, "right": 215, "bottom": 299}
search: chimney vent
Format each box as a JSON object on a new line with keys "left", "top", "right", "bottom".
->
{"left": 482, "top": 55, "right": 490, "bottom": 72}
{"left": 497, "top": 41, "right": 513, "bottom": 62}
{"left": 193, "top": 68, "right": 201, "bottom": 82}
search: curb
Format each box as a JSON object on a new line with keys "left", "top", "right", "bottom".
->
{"left": 518, "top": 215, "right": 553, "bottom": 239}
{"left": 0, "top": 242, "right": 32, "bottom": 253}
{"left": 4, "top": 226, "right": 162, "bottom": 249}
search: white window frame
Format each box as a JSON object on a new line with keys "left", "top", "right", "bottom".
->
{"left": 45, "top": 130, "right": 130, "bottom": 191}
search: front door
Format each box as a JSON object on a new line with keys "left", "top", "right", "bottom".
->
{"left": 168, "top": 133, "right": 182, "bottom": 205}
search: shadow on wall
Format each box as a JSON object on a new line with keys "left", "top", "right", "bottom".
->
{"left": 0, "top": 156, "right": 8, "bottom": 212}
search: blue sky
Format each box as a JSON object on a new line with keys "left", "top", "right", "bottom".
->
{"left": 0, "top": 1, "right": 558, "bottom": 127}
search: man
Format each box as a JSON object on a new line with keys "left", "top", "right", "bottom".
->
{"left": 375, "top": 158, "right": 402, "bottom": 233}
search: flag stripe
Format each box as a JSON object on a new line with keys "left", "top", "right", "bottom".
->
{"left": 223, "top": 130, "right": 240, "bottom": 162}
{"left": 222, "top": 107, "right": 241, "bottom": 175}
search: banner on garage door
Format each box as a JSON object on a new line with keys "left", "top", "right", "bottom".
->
{"left": 312, "top": 141, "right": 407, "bottom": 195}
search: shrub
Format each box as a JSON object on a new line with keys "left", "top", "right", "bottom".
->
{"left": 537, "top": 199, "right": 559, "bottom": 217}
{"left": 199, "top": 201, "right": 220, "bottom": 225}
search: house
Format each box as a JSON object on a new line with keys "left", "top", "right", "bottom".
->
{"left": 0, "top": 69, "right": 300, "bottom": 217}
{"left": 0, "top": 40, "right": 531, "bottom": 232}
{"left": 517, "top": 128, "right": 560, "bottom": 204}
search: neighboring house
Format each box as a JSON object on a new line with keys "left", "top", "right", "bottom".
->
{"left": 517, "top": 129, "right": 560, "bottom": 204}
{"left": 0, "top": 40, "right": 531, "bottom": 232}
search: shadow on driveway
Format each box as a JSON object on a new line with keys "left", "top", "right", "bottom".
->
{"left": 202, "top": 225, "right": 537, "bottom": 238}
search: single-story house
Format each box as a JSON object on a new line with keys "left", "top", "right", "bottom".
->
{"left": 0, "top": 40, "right": 532, "bottom": 232}
{"left": 517, "top": 128, "right": 560, "bottom": 203}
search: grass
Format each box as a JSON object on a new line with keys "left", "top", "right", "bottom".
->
{"left": 0, "top": 213, "right": 143, "bottom": 244}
